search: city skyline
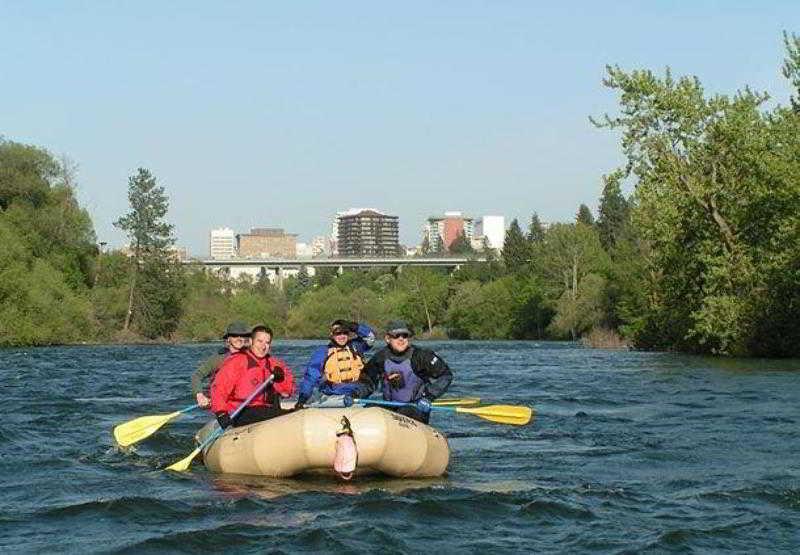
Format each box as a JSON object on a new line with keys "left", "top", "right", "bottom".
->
{"left": 2, "top": 3, "right": 795, "bottom": 255}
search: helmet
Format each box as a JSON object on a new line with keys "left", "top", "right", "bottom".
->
{"left": 223, "top": 321, "right": 251, "bottom": 338}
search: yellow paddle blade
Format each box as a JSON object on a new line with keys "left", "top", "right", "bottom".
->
{"left": 166, "top": 446, "right": 202, "bottom": 472}
{"left": 113, "top": 411, "right": 183, "bottom": 447}
{"left": 456, "top": 404, "right": 534, "bottom": 426}
{"left": 433, "top": 397, "right": 481, "bottom": 407}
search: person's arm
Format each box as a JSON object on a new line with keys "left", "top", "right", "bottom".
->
{"left": 210, "top": 357, "right": 238, "bottom": 414}
{"left": 296, "top": 348, "right": 326, "bottom": 405}
{"left": 191, "top": 354, "right": 223, "bottom": 396}
{"left": 416, "top": 349, "right": 453, "bottom": 400}
{"left": 349, "top": 322, "right": 376, "bottom": 353}
{"left": 354, "top": 350, "right": 383, "bottom": 398}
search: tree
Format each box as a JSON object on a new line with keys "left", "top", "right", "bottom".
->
{"left": 593, "top": 43, "right": 800, "bottom": 355}
{"left": 448, "top": 231, "right": 474, "bottom": 255}
{"left": 576, "top": 204, "right": 595, "bottom": 226}
{"left": 596, "top": 171, "right": 630, "bottom": 251}
{"left": 527, "top": 212, "right": 545, "bottom": 244}
{"left": 114, "top": 168, "right": 183, "bottom": 338}
{"left": 783, "top": 32, "right": 800, "bottom": 112}
{"left": 502, "top": 218, "right": 530, "bottom": 273}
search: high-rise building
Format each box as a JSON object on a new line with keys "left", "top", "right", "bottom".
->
{"left": 209, "top": 227, "right": 236, "bottom": 259}
{"left": 423, "top": 211, "right": 474, "bottom": 252}
{"left": 474, "top": 215, "right": 506, "bottom": 251}
{"left": 311, "top": 235, "right": 332, "bottom": 257}
{"left": 337, "top": 208, "right": 400, "bottom": 257}
{"left": 237, "top": 227, "right": 298, "bottom": 258}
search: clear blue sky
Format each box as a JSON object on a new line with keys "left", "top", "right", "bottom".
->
{"left": 2, "top": 1, "right": 797, "bottom": 255}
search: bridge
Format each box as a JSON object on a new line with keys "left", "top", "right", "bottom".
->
{"left": 186, "top": 256, "right": 485, "bottom": 285}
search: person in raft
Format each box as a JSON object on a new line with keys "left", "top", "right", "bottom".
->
{"left": 358, "top": 320, "right": 453, "bottom": 424}
{"left": 293, "top": 319, "right": 376, "bottom": 410}
{"left": 191, "top": 321, "right": 251, "bottom": 408}
{"left": 210, "top": 324, "right": 295, "bottom": 428}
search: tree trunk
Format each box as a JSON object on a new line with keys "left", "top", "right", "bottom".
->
{"left": 123, "top": 244, "right": 140, "bottom": 332}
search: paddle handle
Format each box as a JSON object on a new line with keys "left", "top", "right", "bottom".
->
{"left": 354, "top": 398, "right": 454, "bottom": 412}
{"left": 179, "top": 404, "right": 199, "bottom": 414}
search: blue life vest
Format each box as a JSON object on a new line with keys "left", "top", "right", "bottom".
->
{"left": 382, "top": 357, "right": 424, "bottom": 402}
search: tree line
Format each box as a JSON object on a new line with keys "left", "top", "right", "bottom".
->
{"left": 2, "top": 33, "right": 799, "bottom": 356}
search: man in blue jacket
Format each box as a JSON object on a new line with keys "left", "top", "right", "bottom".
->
{"left": 294, "top": 319, "right": 375, "bottom": 409}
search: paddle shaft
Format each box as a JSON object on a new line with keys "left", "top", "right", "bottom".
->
{"left": 354, "top": 398, "right": 452, "bottom": 412}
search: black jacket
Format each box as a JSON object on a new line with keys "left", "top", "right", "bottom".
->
{"left": 358, "top": 345, "right": 453, "bottom": 400}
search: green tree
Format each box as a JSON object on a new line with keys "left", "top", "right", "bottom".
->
{"left": 596, "top": 170, "right": 630, "bottom": 251}
{"left": 594, "top": 44, "right": 800, "bottom": 355}
{"left": 502, "top": 218, "right": 530, "bottom": 272}
{"left": 448, "top": 231, "right": 474, "bottom": 255}
{"left": 576, "top": 204, "right": 595, "bottom": 226}
{"left": 114, "top": 168, "right": 184, "bottom": 338}
{"left": 527, "top": 212, "right": 545, "bottom": 243}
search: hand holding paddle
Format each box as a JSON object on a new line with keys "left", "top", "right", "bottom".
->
{"left": 166, "top": 374, "right": 276, "bottom": 472}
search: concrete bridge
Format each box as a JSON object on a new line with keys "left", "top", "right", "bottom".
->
{"left": 187, "top": 256, "right": 485, "bottom": 285}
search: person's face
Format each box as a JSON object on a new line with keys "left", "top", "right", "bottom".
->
{"left": 331, "top": 330, "right": 349, "bottom": 347}
{"left": 250, "top": 331, "right": 272, "bottom": 357}
{"left": 227, "top": 335, "right": 249, "bottom": 352}
{"left": 385, "top": 332, "right": 411, "bottom": 353}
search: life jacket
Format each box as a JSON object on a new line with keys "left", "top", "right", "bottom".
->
{"left": 382, "top": 356, "right": 424, "bottom": 402}
{"left": 323, "top": 346, "right": 364, "bottom": 384}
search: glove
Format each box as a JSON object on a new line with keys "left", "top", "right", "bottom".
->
{"left": 416, "top": 398, "right": 432, "bottom": 414}
{"left": 347, "top": 321, "right": 359, "bottom": 333}
{"left": 387, "top": 372, "right": 405, "bottom": 390}
{"left": 271, "top": 367, "right": 285, "bottom": 383}
{"left": 216, "top": 411, "right": 232, "bottom": 429}
{"left": 343, "top": 394, "right": 354, "bottom": 408}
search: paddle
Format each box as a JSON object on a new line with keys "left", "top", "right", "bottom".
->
{"left": 354, "top": 398, "right": 533, "bottom": 426}
{"left": 113, "top": 404, "right": 199, "bottom": 447}
{"left": 432, "top": 397, "right": 480, "bottom": 407}
{"left": 166, "top": 375, "right": 275, "bottom": 472}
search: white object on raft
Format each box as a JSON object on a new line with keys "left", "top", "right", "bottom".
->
{"left": 197, "top": 406, "right": 450, "bottom": 478}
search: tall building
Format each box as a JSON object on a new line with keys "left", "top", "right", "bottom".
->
{"left": 311, "top": 235, "right": 332, "bottom": 257}
{"left": 237, "top": 227, "right": 298, "bottom": 258}
{"left": 474, "top": 215, "right": 506, "bottom": 251}
{"left": 423, "top": 211, "right": 474, "bottom": 252}
{"left": 337, "top": 208, "right": 400, "bottom": 257}
{"left": 209, "top": 227, "right": 236, "bottom": 259}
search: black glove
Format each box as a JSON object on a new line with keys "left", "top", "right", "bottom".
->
{"left": 216, "top": 411, "right": 232, "bottom": 430}
{"left": 387, "top": 372, "right": 405, "bottom": 390}
{"left": 347, "top": 321, "right": 359, "bottom": 333}
{"left": 271, "top": 367, "right": 285, "bottom": 383}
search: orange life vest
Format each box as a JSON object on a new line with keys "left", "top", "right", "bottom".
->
{"left": 323, "top": 346, "right": 364, "bottom": 384}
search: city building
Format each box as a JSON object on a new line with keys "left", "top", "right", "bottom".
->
{"left": 209, "top": 227, "right": 236, "bottom": 259}
{"left": 474, "top": 215, "right": 506, "bottom": 251}
{"left": 423, "top": 211, "right": 475, "bottom": 252}
{"left": 337, "top": 208, "right": 400, "bottom": 257}
{"left": 311, "top": 235, "right": 332, "bottom": 257}
{"left": 295, "top": 242, "right": 314, "bottom": 258}
{"left": 237, "top": 227, "right": 297, "bottom": 258}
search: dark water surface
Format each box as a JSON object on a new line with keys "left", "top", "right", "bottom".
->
{"left": 2, "top": 341, "right": 799, "bottom": 553}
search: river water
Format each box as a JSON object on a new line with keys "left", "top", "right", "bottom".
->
{"left": 1, "top": 341, "right": 798, "bottom": 553}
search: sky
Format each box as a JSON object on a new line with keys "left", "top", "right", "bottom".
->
{"left": 2, "top": 1, "right": 798, "bottom": 255}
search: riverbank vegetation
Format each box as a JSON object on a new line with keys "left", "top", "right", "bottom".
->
{"left": 2, "top": 33, "right": 799, "bottom": 356}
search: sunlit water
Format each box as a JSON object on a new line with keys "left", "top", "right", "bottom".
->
{"left": 1, "top": 341, "right": 799, "bottom": 553}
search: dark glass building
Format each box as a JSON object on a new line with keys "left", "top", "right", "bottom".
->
{"left": 337, "top": 209, "right": 400, "bottom": 257}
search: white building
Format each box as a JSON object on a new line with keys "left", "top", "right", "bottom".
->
{"left": 296, "top": 242, "right": 314, "bottom": 258}
{"left": 311, "top": 235, "right": 332, "bottom": 257}
{"left": 209, "top": 227, "right": 236, "bottom": 259}
{"left": 474, "top": 215, "right": 505, "bottom": 251}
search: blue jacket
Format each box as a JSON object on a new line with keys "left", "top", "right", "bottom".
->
{"left": 297, "top": 323, "right": 375, "bottom": 402}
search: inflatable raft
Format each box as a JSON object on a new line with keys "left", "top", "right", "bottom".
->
{"left": 197, "top": 406, "right": 450, "bottom": 479}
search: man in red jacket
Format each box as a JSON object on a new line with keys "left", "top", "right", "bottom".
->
{"left": 210, "top": 324, "right": 295, "bottom": 428}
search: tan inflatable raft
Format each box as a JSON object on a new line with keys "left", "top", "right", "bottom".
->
{"left": 198, "top": 406, "right": 450, "bottom": 478}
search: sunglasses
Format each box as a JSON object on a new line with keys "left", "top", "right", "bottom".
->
{"left": 388, "top": 333, "right": 410, "bottom": 339}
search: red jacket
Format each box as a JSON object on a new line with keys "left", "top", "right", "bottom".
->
{"left": 210, "top": 350, "right": 295, "bottom": 414}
